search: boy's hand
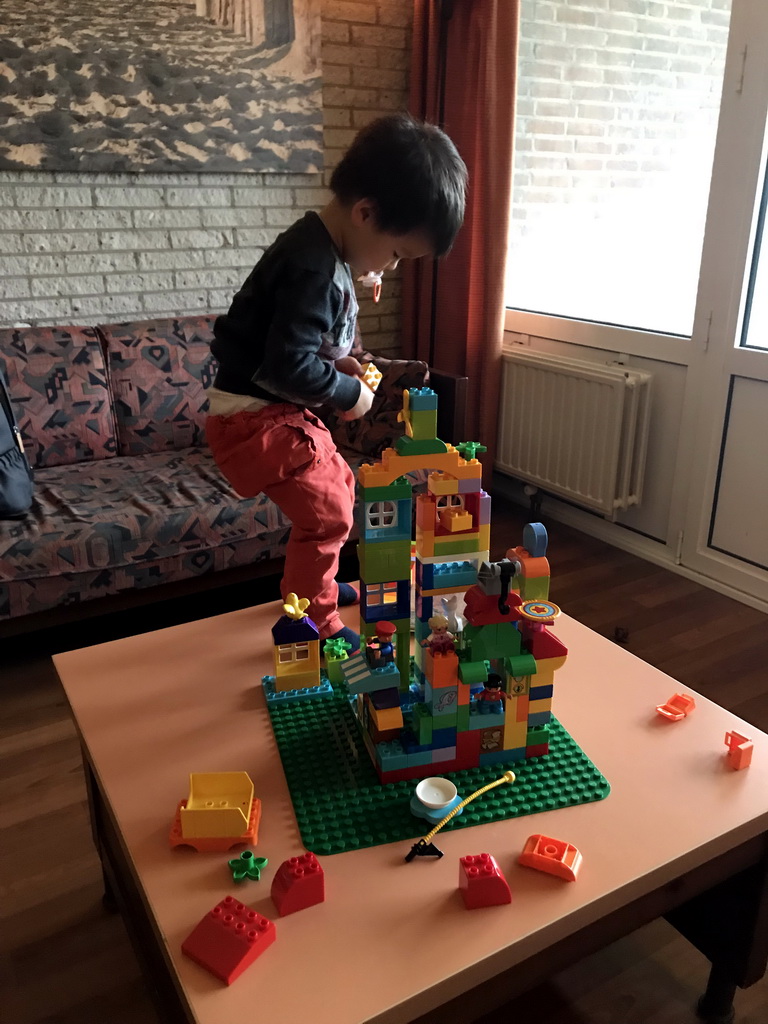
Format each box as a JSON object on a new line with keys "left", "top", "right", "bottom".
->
{"left": 335, "top": 356, "right": 364, "bottom": 378}
{"left": 341, "top": 381, "right": 374, "bottom": 421}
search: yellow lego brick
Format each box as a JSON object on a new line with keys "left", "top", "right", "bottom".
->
{"left": 415, "top": 526, "right": 435, "bottom": 557}
{"left": 453, "top": 460, "right": 484, "bottom": 480}
{"left": 420, "top": 584, "right": 473, "bottom": 598}
{"left": 358, "top": 462, "right": 396, "bottom": 488}
{"left": 528, "top": 697, "right": 552, "bottom": 715}
{"left": 428, "top": 472, "right": 459, "bottom": 496}
{"left": 478, "top": 524, "right": 490, "bottom": 550}
{"left": 534, "top": 655, "right": 568, "bottom": 676}
{"left": 181, "top": 772, "right": 254, "bottom": 839}
{"left": 439, "top": 508, "right": 473, "bottom": 532}
{"left": 371, "top": 705, "right": 404, "bottom": 731}
{"left": 361, "top": 362, "right": 382, "bottom": 392}
{"left": 503, "top": 717, "right": 529, "bottom": 750}
{"left": 273, "top": 669, "right": 322, "bottom": 692}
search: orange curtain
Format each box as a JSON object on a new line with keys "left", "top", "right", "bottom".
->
{"left": 403, "top": 0, "right": 518, "bottom": 473}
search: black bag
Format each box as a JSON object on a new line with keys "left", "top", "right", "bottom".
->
{"left": 0, "top": 367, "right": 33, "bottom": 519}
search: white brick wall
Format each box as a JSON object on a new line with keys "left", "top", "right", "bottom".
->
{"left": 0, "top": 0, "right": 411, "bottom": 355}
{"left": 512, "top": 0, "right": 729, "bottom": 223}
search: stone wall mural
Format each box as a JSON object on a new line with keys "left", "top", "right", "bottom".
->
{"left": 0, "top": 0, "right": 322, "bottom": 173}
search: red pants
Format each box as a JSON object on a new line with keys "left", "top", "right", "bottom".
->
{"left": 206, "top": 404, "right": 355, "bottom": 639}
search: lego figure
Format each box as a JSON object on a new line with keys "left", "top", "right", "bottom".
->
{"left": 367, "top": 620, "right": 396, "bottom": 667}
{"left": 474, "top": 673, "right": 510, "bottom": 714}
{"left": 421, "top": 614, "right": 455, "bottom": 654}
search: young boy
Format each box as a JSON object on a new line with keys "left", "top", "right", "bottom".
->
{"left": 205, "top": 113, "right": 467, "bottom": 652}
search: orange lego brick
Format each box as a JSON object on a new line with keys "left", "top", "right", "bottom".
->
{"left": 515, "top": 694, "right": 529, "bottom": 722}
{"left": 656, "top": 693, "right": 696, "bottom": 720}
{"left": 416, "top": 493, "right": 437, "bottom": 529}
{"left": 519, "top": 833, "right": 582, "bottom": 881}
{"left": 439, "top": 508, "right": 473, "bottom": 532}
{"left": 426, "top": 649, "right": 460, "bottom": 688}
{"left": 724, "top": 730, "right": 753, "bottom": 770}
{"left": 170, "top": 798, "right": 262, "bottom": 852}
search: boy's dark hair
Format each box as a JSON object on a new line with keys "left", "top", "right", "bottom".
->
{"left": 330, "top": 112, "right": 467, "bottom": 258}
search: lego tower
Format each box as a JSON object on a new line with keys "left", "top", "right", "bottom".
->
{"left": 342, "top": 388, "right": 569, "bottom": 784}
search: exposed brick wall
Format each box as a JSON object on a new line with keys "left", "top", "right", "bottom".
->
{"left": 0, "top": 0, "right": 411, "bottom": 355}
{"left": 509, "top": 0, "right": 730, "bottom": 327}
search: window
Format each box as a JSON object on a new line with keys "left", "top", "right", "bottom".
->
{"left": 365, "top": 582, "right": 398, "bottom": 607}
{"left": 436, "top": 495, "right": 464, "bottom": 512}
{"left": 507, "top": 0, "right": 731, "bottom": 335}
{"left": 278, "top": 642, "right": 309, "bottom": 663}
{"left": 366, "top": 501, "right": 398, "bottom": 529}
{"left": 740, "top": 122, "right": 768, "bottom": 350}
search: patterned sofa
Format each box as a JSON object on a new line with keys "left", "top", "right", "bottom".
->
{"left": 0, "top": 316, "right": 434, "bottom": 634}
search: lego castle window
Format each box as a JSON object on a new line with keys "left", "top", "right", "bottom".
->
{"left": 277, "top": 643, "right": 309, "bottom": 663}
{"left": 436, "top": 495, "right": 464, "bottom": 511}
{"left": 366, "top": 501, "right": 398, "bottom": 529}
{"left": 366, "top": 582, "right": 398, "bottom": 607}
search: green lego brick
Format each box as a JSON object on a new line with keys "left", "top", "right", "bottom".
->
{"left": 265, "top": 668, "right": 610, "bottom": 856}
{"left": 359, "top": 478, "right": 413, "bottom": 502}
{"left": 464, "top": 622, "right": 523, "bottom": 661}
{"left": 394, "top": 435, "right": 449, "bottom": 456}
{"left": 358, "top": 539, "right": 412, "bottom": 584}
{"left": 408, "top": 409, "right": 438, "bottom": 441}
{"left": 456, "top": 705, "right": 470, "bottom": 731}
{"left": 412, "top": 702, "right": 433, "bottom": 744}
{"left": 505, "top": 653, "right": 537, "bottom": 677}
{"left": 521, "top": 576, "right": 550, "bottom": 601}
{"left": 459, "top": 659, "right": 490, "bottom": 686}
{"left": 526, "top": 725, "right": 550, "bottom": 746}
{"left": 433, "top": 537, "right": 481, "bottom": 556}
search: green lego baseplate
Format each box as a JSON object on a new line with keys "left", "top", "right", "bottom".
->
{"left": 265, "top": 679, "right": 610, "bottom": 856}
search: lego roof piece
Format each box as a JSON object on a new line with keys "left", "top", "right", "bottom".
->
{"left": 523, "top": 624, "right": 568, "bottom": 660}
{"left": 271, "top": 614, "right": 319, "bottom": 644}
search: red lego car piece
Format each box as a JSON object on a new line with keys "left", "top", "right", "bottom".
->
{"left": 271, "top": 852, "right": 325, "bottom": 916}
{"left": 181, "top": 896, "right": 275, "bottom": 984}
{"left": 458, "top": 853, "right": 512, "bottom": 909}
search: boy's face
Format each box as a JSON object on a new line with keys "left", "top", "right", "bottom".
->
{"left": 346, "top": 199, "right": 433, "bottom": 275}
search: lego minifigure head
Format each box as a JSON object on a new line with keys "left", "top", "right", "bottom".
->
{"left": 484, "top": 673, "right": 504, "bottom": 695}
{"left": 375, "top": 620, "right": 396, "bottom": 641}
{"left": 427, "top": 614, "right": 450, "bottom": 635}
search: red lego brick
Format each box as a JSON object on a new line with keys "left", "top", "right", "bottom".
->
{"left": 459, "top": 853, "right": 512, "bottom": 909}
{"left": 525, "top": 743, "right": 549, "bottom": 758}
{"left": 523, "top": 624, "right": 568, "bottom": 660}
{"left": 725, "top": 730, "right": 753, "bottom": 770}
{"left": 181, "top": 896, "right": 275, "bottom": 984}
{"left": 464, "top": 585, "right": 523, "bottom": 626}
{"left": 271, "top": 852, "right": 325, "bottom": 916}
{"left": 519, "top": 833, "right": 582, "bottom": 881}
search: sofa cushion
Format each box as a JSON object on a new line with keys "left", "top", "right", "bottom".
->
{"left": 0, "top": 326, "right": 117, "bottom": 468}
{"left": 0, "top": 447, "right": 292, "bottom": 583}
{"left": 99, "top": 317, "right": 217, "bottom": 456}
{"left": 324, "top": 357, "right": 429, "bottom": 457}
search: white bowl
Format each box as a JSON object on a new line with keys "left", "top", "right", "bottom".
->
{"left": 415, "top": 777, "right": 458, "bottom": 810}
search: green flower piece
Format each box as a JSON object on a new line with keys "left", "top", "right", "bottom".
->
{"left": 456, "top": 441, "right": 487, "bottom": 461}
{"left": 228, "top": 850, "right": 268, "bottom": 883}
{"left": 324, "top": 637, "right": 352, "bottom": 659}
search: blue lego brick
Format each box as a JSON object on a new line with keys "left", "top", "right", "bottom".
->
{"left": 480, "top": 748, "right": 526, "bottom": 766}
{"left": 431, "top": 561, "right": 478, "bottom": 589}
{"left": 375, "top": 740, "right": 409, "bottom": 771}
{"left": 416, "top": 559, "right": 434, "bottom": 590}
{"left": 523, "top": 522, "right": 548, "bottom": 558}
{"left": 369, "top": 686, "right": 401, "bottom": 710}
{"left": 432, "top": 726, "right": 457, "bottom": 747}
{"left": 262, "top": 675, "right": 334, "bottom": 703}
{"left": 357, "top": 497, "right": 413, "bottom": 542}
{"left": 400, "top": 730, "right": 433, "bottom": 755}
{"left": 529, "top": 683, "right": 554, "bottom": 700}
{"left": 361, "top": 580, "right": 411, "bottom": 624}
{"left": 468, "top": 707, "right": 506, "bottom": 730}
{"left": 407, "top": 750, "right": 436, "bottom": 766}
{"left": 406, "top": 387, "right": 438, "bottom": 410}
{"left": 528, "top": 710, "right": 552, "bottom": 727}
{"left": 341, "top": 654, "right": 401, "bottom": 695}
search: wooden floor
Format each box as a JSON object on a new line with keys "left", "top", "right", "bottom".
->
{"left": 3, "top": 499, "right": 768, "bottom": 1024}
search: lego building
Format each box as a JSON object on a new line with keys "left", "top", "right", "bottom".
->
{"left": 342, "top": 388, "right": 569, "bottom": 783}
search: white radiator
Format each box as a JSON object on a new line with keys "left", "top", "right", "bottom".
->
{"left": 496, "top": 348, "right": 652, "bottom": 516}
